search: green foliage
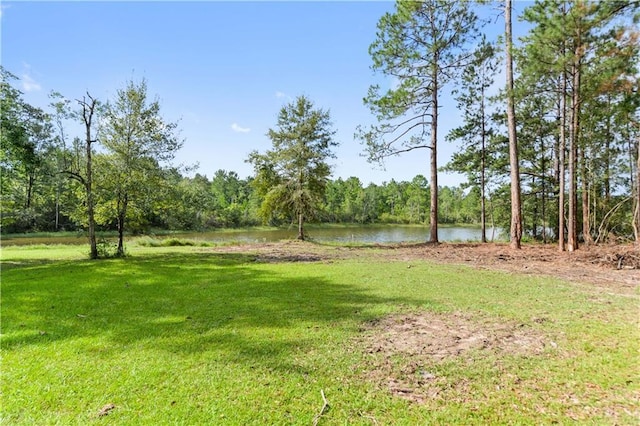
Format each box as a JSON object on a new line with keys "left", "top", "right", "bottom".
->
{"left": 134, "top": 236, "right": 213, "bottom": 247}
{"left": 99, "top": 79, "right": 183, "bottom": 255}
{"left": 247, "top": 96, "right": 337, "bottom": 239}
{"left": 2, "top": 0, "right": 638, "bottom": 245}
{"left": 95, "top": 237, "right": 120, "bottom": 258}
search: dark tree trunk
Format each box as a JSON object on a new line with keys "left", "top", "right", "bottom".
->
{"left": 116, "top": 194, "right": 128, "bottom": 257}
{"left": 26, "top": 174, "right": 34, "bottom": 209}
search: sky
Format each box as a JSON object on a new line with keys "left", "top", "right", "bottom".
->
{"left": 2, "top": 1, "right": 533, "bottom": 187}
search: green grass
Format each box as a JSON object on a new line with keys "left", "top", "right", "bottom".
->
{"left": 1, "top": 244, "right": 638, "bottom": 424}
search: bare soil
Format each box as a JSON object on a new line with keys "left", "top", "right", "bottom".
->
{"left": 216, "top": 240, "right": 640, "bottom": 294}
{"left": 358, "top": 311, "right": 550, "bottom": 404}
{"left": 369, "top": 241, "right": 640, "bottom": 293}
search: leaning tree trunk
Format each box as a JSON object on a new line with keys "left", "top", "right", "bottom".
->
{"left": 505, "top": 0, "right": 522, "bottom": 249}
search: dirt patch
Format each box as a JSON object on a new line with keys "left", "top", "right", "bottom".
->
{"left": 209, "top": 241, "right": 640, "bottom": 294}
{"left": 373, "top": 242, "right": 640, "bottom": 293}
{"left": 359, "top": 311, "right": 550, "bottom": 403}
{"left": 210, "top": 241, "right": 332, "bottom": 264}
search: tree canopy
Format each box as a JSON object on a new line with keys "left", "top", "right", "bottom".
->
{"left": 248, "top": 95, "right": 338, "bottom": 240}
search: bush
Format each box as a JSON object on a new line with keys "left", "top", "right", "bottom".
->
{"left": 96, "top": 238, "right": 120, "bottom": 258}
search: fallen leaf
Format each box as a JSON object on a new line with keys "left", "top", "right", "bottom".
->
{"left": 97, "top": 403, "right": 116, "bottom": 417}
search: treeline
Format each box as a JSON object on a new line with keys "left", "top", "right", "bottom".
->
{"left": 165, "top": 172, "right": 482, "bottom": 230}
{"left": 2, "top": 0, "right": 639, "bottom": 252}
{"left": 357, "top": 0, "right": 639, "bottom": 247}
{"left": 0, "top": 126, "right": 481, "bottom": 234}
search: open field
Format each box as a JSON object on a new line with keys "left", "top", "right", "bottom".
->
{"left": 1, "top": 241, "right": 638, "bottom": 424}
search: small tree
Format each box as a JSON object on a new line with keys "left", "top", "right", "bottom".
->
{"left": 101, "top": 79, "right": 182, "bottom": 256}
{"left": 446, "top": 36, "right": 500, "bottom": 243}
{"left": 247, "top": 95, "right": 337, "bottom": 240}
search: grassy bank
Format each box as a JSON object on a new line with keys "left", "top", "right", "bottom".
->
{"left": 1, "top": 244, "right": 637, "bottom": 424}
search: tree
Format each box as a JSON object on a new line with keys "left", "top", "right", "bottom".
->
{"left": 101, "top": 79, "right": 183, "bottom": 256}
{"left": 78, "top": 95, "right": 100, "bottom": 258}
{"left": 446, "top": 35, "right": 500, "bottom": 243}
{"left": 0, "top": 68, "right": 56, "bottom": 232}
{"left": 505, "top": 0, "right": 523, "bottom": 249}
{"left": 247, "top": 95, "right": 337, "bottom": 240}
{"left": 357, "top": 0, "right": 479, "bottom": 243}
{"left": 520, "top": 0, "right": 639, "bottom": 247}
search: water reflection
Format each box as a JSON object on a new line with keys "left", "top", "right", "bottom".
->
{"left": 2, "top": 225, "right": 504, "bottom": 246}
{"left": 173, "top": 225, "right": 504, "bottom": 244}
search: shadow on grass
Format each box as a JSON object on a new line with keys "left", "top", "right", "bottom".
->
{"left": 3, "top": 252, "right": 426, "bottom": 369}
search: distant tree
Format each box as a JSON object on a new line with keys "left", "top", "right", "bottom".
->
{"left": 357, "top": 0, "right": 479, "bottom": 243}
{"left": 101, "top": 79, "right": 182, "bottom": 256}
{"left": 247, "top": 95, "right": 337, "bottom": 240}
{"left": 446, "top": 36, "right": 500, "bottom": 242}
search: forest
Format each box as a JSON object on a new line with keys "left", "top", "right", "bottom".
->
{"left": 1, "top": 0, "right": 639, "bottom": 254}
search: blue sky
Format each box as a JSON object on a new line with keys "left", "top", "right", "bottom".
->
{"left": 2, "top": 1, "right": 532, "bottom": 186}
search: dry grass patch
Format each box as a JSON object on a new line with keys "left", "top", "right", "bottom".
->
{"left": 358, "top": 311, "right": 551, "bottom": 404}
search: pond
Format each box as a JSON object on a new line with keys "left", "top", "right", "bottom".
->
{"left": 174, "top": 225, "right": 504, "bottom": 244}
{"left": 1, "top": 225, "right": 504, "bottom": 247}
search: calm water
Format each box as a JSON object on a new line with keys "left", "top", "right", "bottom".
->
{"left": 1, "top": 225, "right": 502, "bottom": 246}
{"left": 174, "top": 226, "right": 503, "bottom": 244}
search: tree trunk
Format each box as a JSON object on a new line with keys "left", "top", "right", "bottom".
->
{"left": 558, "top": 72, "right": 567, "bottom": 251}
{"left": 604, "top": 95, "right": 612, "bottom": 204}
{"left": 81, "top": 95, "right": 98, "bottom": 260}
{"left": 297, "top": 213, "right": 305, "bottom": 240}
{"left": 26, "top": 174, "right": 34, "bottom": 209}
{"left": 480, "top": 76, "right": 487, "bottom": 244}
{"left": 505, "top": 0, "right": 522, "bottom": 249}
{"left": 117, "top": 194, "right": 128, "bottom": 257}
{"left": 55, "top": 183, "right": 60, "bottom": 231}
{"left": 541, "top": 135, "right": 547, "bottom": 244}
{"left": 429, "top": 64, "right": 439, "bottom": 244}
{"left": 634, "top": 134, "right": 640, "bottom": 243}
{"left": 86, "top": 150, "right": 97, "bottom": 259}
{"left": 581, "top": 146, "right": 593, "bottom": 244}
{"left": 568, "top": 33, "right": 581, "bottom": 252}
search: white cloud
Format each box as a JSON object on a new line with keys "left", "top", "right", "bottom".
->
{"left": 231, "top": 123, "right": 250, "bottom": 133}
{"left": 275, "top": 91, "right": 292, "bottom": 100}
{"left": 21, "top": 63, "right": 42, "bottom": 92}
{"left": 22, "top": 73, "right": 41, "bottom": 92}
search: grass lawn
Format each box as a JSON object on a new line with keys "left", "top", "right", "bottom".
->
{"left": 1, "top": 243, "right": 638, "bottom": 424}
